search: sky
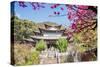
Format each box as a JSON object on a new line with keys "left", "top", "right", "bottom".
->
{"left": 12, "top": 1, "right": 72, "bottom": 27}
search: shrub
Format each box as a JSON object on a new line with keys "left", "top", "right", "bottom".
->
{"left": 13, "top": 44, "right": 40, "bottom": 65}
{"left": 26, "top": 50, "right": 40, "bottom": 65}
{"left": 14, "top": 44, "right": 31, "bottom": 65}
{"left": 36, "top": 40, "right": 47, "bottom": 52}
{"left": 56, "top": 38, "right": 68, "bottom": 52}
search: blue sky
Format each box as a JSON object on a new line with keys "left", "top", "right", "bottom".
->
{"left": 13, "top": 1, "right": 71, "bottom": 27}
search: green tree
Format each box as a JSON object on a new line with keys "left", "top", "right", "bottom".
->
{"left": 36, "top": 40, "right": 47, "bottom": 52}
{"left": 56, "top": 38, "right": 68, "bottom": 52}
{"left": 11, "top": 16, "right": 36, "bottom": 41}
{"left": 26, "top": 50, "right": 40, "bottom": 65}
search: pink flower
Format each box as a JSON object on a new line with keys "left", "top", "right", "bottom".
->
{"left": 71, "top": 23, "right": 77, "bottom": 29}
{"left": 61, "top": 7, "right": 64, "bottom": 10}
{"left": 51, "top": 6, "right": 54, "bottom": 9}
{"left": 54, "top": 12, "right": 57, "bottom": 14}
{"left": 57, "top": 12, "right": 60, "bottom": 15}
{"left": 19, "top": 1, "right": 27, "bottom": 8}
{"left": 78, "top": 5, "right": 88, "bottom": 9}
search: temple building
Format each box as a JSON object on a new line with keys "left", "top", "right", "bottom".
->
{"left": 24, "top": 24, "right": 67, "bottom": 48}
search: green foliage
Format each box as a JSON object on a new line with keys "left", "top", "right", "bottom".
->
{"left": 26, "top": 50, "right": 40, "bottom": 65}
{"left": 11, "top": 16, "right": 60, "bottom": 42}
{"left": 36, "top": 40, "right": 47, "bottom": 52}
{"left": 73, "top": 29, "right": 97, "bottom": 52}
{"left": 56, "top": 38, "right": 68, "bottom": 52}
{"left": 14, "top": 44, "right": 31, "bottom": 65}
{"left": 13, "top": 44, "right": 40, "bottom": 65}
{"left": 72, "top": 29, "right": 97, "bottom": 61}
{"left": 12, "top": 16, "right": 36, "bottom": 41}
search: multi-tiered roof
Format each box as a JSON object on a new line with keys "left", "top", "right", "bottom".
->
{"left": 24, "top": 24, "right": 67, "bottom": 45}
{"left": 31, "top": 24, "right": 66, "bottom": 40}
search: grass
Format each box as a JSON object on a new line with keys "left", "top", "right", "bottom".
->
{"left": 13, "top": 43, "right": 40, "bottom": 65}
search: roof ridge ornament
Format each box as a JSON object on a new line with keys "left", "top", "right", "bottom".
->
{"left": 44, "top": 24, "right": 62, "bottom": 29}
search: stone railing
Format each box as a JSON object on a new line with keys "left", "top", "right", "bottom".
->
{"left": 39, "top": 49, "right": 70, "bottom": 64}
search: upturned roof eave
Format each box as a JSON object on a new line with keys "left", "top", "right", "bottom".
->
{"left": 30, "top": 36, "right": 67, "bottom": 40}
{"left": 44, "top": 24, "right": 62, "bottom": 29}
{"left": 38, "top": 27, "right": 66, "bottom": 32}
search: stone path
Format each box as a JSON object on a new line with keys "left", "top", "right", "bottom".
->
{"left": 39, "top": 48, "right": 69, "bottom": 64}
